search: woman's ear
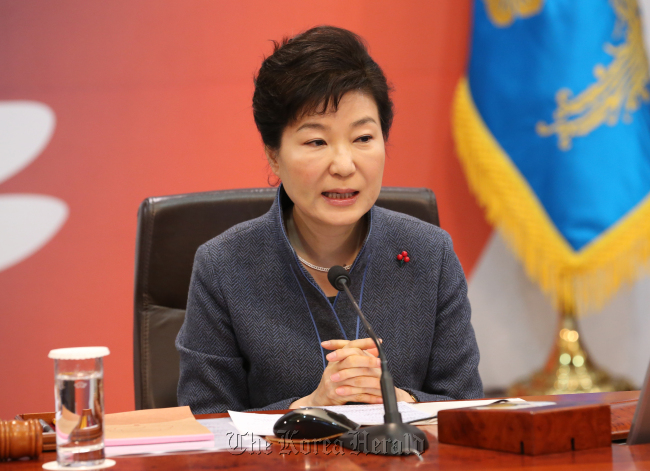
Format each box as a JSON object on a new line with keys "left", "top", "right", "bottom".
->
{"left": 265, "top": 146, "right": 281, "bottom": 176}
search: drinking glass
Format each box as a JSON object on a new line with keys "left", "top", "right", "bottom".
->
{"left": 48, "top": 347, "right": 110, "bottom": 467}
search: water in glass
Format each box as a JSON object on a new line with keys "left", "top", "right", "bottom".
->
{"left": 54, "top": 363, "right": 105, "bottom": 466}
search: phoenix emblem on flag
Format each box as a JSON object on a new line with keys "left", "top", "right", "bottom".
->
{"left": 483, "top": 0, "right": 544, "bottom": 27}
{"left": 537, "top": 0, "right": 650, "bottom": 150}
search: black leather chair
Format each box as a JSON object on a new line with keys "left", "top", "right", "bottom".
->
{"left": 133, "top": 187, "right": 439, "bottom": 410}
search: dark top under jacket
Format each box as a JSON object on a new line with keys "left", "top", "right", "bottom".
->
{"left": 176, "top": 187, "right": 483, "bottom": 413}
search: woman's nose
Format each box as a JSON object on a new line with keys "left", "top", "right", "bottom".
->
{"left": 329, "top": 145, "right": 356, "bottom": 177}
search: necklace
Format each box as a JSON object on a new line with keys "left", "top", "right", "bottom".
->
{"left": 297, "top": 255, "right": 352, "bottom": 272}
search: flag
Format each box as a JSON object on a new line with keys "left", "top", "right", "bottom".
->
{"left": 455, "top": 0, "right": 650, "bottom": 314}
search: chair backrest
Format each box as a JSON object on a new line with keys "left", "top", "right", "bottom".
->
{"left": 133, "top": 187, "right": 439, "bottom": 410}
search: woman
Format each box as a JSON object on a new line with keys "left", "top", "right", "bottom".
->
{"left": 176, "top": 26, "right": 483, "bottom": 413}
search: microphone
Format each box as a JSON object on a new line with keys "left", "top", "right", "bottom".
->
{"left": 327, "top": 266, "right": 429, "bottom": 455}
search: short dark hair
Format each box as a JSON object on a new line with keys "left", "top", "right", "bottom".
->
{"left": 253, "top": 26, "right": 394, "bottom": 151}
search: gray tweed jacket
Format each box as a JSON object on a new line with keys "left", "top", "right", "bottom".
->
{"left": 176, "top": 188, "right": 483, "bottom": 413}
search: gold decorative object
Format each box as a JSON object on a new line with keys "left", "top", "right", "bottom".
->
{"left": 508, "top": 309, "right": 635, "bottom": 396}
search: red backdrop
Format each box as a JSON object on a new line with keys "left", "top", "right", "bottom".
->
{"left": 0, "top": 0, "right": 490, "bottom": 418}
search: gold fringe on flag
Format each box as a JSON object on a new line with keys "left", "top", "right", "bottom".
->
{"left": 453, "top": 77, "right": 650, "bottom": 315}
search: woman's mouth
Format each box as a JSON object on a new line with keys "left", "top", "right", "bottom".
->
{"left": 322, "top": 191, "right": 358, "bottom": 199}
{"left": 321, "top": 190, "right": 360, "bottom": 206}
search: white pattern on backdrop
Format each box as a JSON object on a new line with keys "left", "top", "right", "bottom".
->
{"left": 0, "top": 102, "right": 69, "bottom": 272}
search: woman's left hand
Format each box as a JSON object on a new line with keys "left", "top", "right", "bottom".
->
{"left": 323, "top": 339, "right": 416, "bottom": 403}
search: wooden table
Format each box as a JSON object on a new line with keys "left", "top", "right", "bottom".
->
{"left": 5, "top": 391, "right": 650, "bottom": 470}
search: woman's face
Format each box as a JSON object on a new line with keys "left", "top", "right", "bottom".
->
{"left": 268, "top": 91, "right": 385, "bottom": 229}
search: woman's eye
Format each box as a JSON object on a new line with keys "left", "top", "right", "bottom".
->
{"left": 306, "top": 139, "right": 326, "bottom": 147}
{"left": 356, "top": 135, "right": 373, "bottom": 143}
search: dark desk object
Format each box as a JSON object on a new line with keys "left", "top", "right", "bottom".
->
{"left": 273, "top": 407, "right": 359, "bottom": 440}
{"left": 8, "top": 392, "right": 649, "bottom": 470}
{"left": 133, "top": 187, "right": 439, "bottom": 410}
{"left": 628, "top": 357, "right": 650, "bottom": 445}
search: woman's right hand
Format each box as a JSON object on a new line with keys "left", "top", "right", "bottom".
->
{"left": 290, "top": 338, "right": 382, "bottom": 408}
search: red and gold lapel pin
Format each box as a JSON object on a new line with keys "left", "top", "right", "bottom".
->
{"left": 396, "top": 250, "right": 410, "bottom": 267}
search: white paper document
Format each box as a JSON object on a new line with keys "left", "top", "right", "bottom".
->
{"left": 228, "top": 410, "right": 284, "bottom": 437}
{"left": 473, "top": 401, "right": 556, "bottom": 410}
{"left": 409, "top": 398, "right": 530, "bottom": 424}
{"left": 315, "top": 402, "right": 431, "bottom": 425}
{"left": 199, "top": 417, "right": 269, "bottom": 452}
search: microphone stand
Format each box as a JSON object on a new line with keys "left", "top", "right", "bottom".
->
{"left": 329, "top": 267, "right": 429, "bottom": 455}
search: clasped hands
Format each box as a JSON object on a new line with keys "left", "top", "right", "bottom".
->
{"left": 290, "top": 338, "right": 414, "bottom": 409}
